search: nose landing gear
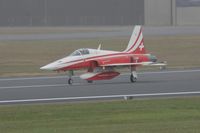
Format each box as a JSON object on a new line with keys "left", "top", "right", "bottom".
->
{"left": 68, "top": 78, "right": 73, "bottom": 85}
{"left": 67, "top": 70, "right": 74, "bottom": 85}
{"left": 130, "top": 71, "right": 137, "bottom": 83}
{"left": 87, "top": 80, "right": 93, "bottom": 83}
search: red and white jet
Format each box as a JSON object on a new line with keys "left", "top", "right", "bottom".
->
{"left": 41, "top": 25, "right": 166, "bottom": 84}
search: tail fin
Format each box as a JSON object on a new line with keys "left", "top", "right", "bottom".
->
{"left": 124, "top": 25, "right": 146, "bottom": 54}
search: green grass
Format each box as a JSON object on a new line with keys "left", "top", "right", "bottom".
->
{"left": 0, "top": 35, "right": 200, "bottom": 76}
{"left": 0, "top": 97, "right": 200, "bottom": 133}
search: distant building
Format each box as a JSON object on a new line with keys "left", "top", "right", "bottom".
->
{"left": 145, "top": 0, "right": 200, "bottom": 26}
{"left": 176, "top": 0, "right": 200, "bottom": 25}
{"left": 0, "top": 0, "right": 144, "bottom": 26}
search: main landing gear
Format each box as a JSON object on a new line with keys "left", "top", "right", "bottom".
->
{"left": 130, "top": 71, "right": 137, "bottom": 83}
{"left": 130, "top": 65, "right": 137, "bottom": 83}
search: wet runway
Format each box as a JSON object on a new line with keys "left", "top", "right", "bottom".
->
{"left": 0, "top": 69, "right": 200, "bottom": 105}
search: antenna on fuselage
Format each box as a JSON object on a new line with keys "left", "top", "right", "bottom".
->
{"left": 97, "top": 44, "right": 101, "bottom": 50}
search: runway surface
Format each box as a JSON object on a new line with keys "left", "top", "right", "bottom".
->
{"left": 1, "top": 26, "right": 200, "bottom": 41}
{"left": 0, "top": 69, "right": 200, "bottom": 105}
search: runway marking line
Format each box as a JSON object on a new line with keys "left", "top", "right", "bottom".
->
{"left": 0, "top": 69, "right": 200, "bottom": 81}
{"left": 0, "top": 91, "right": 200, "bottom": 104}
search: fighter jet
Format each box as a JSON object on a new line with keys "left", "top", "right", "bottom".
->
{"left": 41, "top": 25, "right": 166, "bottom": 84}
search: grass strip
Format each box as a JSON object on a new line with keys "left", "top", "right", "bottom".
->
{"left": 0, "top": 97, "right": 200, "bottom": 133}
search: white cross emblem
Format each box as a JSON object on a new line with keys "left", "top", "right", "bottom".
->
{"left": 139, "top": 43, "right": 144, "bottom": 51}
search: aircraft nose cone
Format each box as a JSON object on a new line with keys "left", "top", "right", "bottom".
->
{"left": 40, "top": 65, "right": 49, "bottom": 70}
{"left": 40, "top": 64, "right": 57, "bottom": 70}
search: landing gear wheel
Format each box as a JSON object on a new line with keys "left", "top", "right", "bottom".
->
{"left": 87, "top": 80, "right": 93, "bottom": 83}
{"left": 130, "top": 74, "right": 137, "bottom": 83}
{"left": 68, "top": 78, "right": 73, "bottom": 85}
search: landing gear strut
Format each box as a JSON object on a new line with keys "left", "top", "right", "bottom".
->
{"left": 86, "top": 61, "right": 97, "bottom": 84}
{"left": 67, "top": 70, "right": 74, "bottom": 85}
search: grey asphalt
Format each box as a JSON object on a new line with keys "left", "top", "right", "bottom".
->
{"left": 0, "top": 69, "right": 200, "bottom": 105}
{"left": 1, "top": 26, "right": 200, "bottom": 41}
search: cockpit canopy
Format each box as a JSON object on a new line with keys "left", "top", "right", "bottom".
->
{"left": 70, "top": 48, "right": 90, "bottom": 56}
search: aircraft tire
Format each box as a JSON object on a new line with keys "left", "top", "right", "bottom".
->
{"left": 87, "top": 80, "right": 93, "bottom": 83}
{"left": 130, "top": 74, "right": 137, "bottom": 83}
{"left": 68, "top": 78, "right": 73, "bottom": 85}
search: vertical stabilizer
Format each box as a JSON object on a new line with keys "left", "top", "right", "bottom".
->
{"left": 124, "top": 25, "right": 146, "bottom": 54}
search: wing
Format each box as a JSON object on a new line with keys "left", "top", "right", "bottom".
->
{"left": 100, "top": 62, "right": 167, "bottom": 67}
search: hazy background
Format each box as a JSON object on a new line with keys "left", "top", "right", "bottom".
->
{"left": 0, "top": 0, "right": 200, "bottom": 27}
